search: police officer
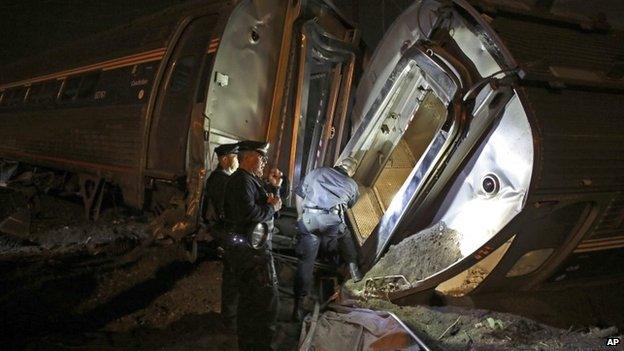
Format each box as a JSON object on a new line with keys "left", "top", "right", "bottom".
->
{"left": 292, "top": 157, "right": 363, "bottom": 321}
{"left": 203, "top": 143, "right": 239, "bottom": 225}
{"left": 222, "top": 140, "right": 283, "bottom": 351}
{"left": 201, "top": 143, "right": 239, "bottom": 332}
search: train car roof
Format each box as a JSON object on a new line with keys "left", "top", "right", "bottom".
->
{"left": 0, "top": 0, "right": 225, "bottom": 85}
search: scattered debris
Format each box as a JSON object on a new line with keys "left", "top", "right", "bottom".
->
{"left": 1, "top": 191, "right": 623, "bottom": 350}
{"left": 359, "top": 299, "right": 623, "bottom": 351}
{"left": 439, "top": 316, "right": 461, "bottom": 339}
{"left": 0, "top": 191, "right": 150, "bottom": 262}
{"left": 363, "top": 275, "right": 412, "bottom": 299}
{"left": 484, "top": 317, "right": 505, "bottom": 330}
{"left": 586, "top": 326, "right": 619, "bottom": 338}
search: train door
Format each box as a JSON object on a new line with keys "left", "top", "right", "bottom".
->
{"left": 278, "top": 1, "right": 359, "bottom": 197}
{"left": 146, "top": 15, "right": 216, "bottom": 178}
{"left": 201, "top": 0, "right": 287, "bottom": 163}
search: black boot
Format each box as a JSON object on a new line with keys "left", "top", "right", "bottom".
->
{"left": 292, "top": 296, "right": 304, "bottom": 322}
{"left": 348, "top": 262, "right": 363, "bottom": 282}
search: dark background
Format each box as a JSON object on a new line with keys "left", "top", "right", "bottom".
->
{"left": 1, "top": 0, "right": 624, "bottom": 69}
{"left": 0, "top": 0, "right": 185, "bottom": 67}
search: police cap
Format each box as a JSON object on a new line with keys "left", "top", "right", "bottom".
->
{"left": 237, "top": 140, "right": 270, "bottom": 156}
{"left": 214, "top": 143, "right": 239, "bottom": 156}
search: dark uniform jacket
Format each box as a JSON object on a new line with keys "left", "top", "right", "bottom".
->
{"left": 223, "top": 169, "right": 277, "bottom": 235}
{"left": 203, "top": 166, "right": 230, "bottom": 224}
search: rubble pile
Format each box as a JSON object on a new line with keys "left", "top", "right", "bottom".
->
{"left": 0, "top": 191, "right": 150, "bottom": 258}
{"left": 30, "top": 217, "right": 149, "bottom": 250}
{"left": 360, "top": 299, "right": 622, "bottom": 351}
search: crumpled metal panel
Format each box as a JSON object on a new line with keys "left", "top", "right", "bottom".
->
{"left": 204, "top": 0, "right": 287, "bottom": 141}
{"left": 433, "top": 94, "right": 533, "bottom": 256}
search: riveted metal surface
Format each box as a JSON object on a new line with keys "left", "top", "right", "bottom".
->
{"left": 383, "top": 140, "right": 416, "bottom": 169}
{"left": 373, "top": 140, "right": 416, "bottom": 210}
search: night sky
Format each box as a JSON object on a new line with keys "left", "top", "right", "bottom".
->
{"left": 1, "top": 0, "right": 623, "bottom": 71}
{"left": 0, "top": 0, "right": 188, "bottom": 67}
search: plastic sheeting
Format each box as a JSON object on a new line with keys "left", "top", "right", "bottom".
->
{"left": 300, "top": 306, "right": 424, "bottom": 351}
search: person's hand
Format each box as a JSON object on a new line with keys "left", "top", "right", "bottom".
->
{"left": 267, "top": 194, "right": 282, "bottom": 212}
{"left": 268, "top": 168, "right": 283, "bottom": 187}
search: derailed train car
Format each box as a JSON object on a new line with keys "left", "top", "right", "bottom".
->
{"left": 339, "top": 0, "right": 624, "bottom": 302}
{"left": 0, "top": 0, "right": 623, "bottom": 301}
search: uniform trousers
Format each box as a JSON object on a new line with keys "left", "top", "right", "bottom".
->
{"left": 222, "top": 242, "right": 279, "bottom": 351}
{"left": 293, "top": 214, "right": 358, "bottom": 298}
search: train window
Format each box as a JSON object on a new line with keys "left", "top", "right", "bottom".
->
{"left": 131, "top": 61, "right": 157, "bottom": 79}
{"left": 1, "top": 89, "right": 14, "bottom": 107}
{"left": 77, "top": 72, "right": 101, "bottom": 99}
{"left": 0, "top": 89, "right": 14, "bottom": 107}
{"left": 42, "top": 80, "right": 63, "bottom": 105}
{"left": 169, "top": 55, "right": 196, "bottom": 93}
{"left": 95, "top": 66, "right": 143, "bottom": 105}
{"left": 60, "top": 76, "right": 81, "bottom": 101}
{"left": 196, "top": 54, "right": 213, "bottom": 103}
{"left": 2, "top": 89, "right": 15, "bottom": 106}
{"left": 0, "top": 91, "right": 5, "bottom": 106}
{"left": 25, "top": 83, "right": 45, "bottom": 104}
{"left": 7, "top": 87, "right": 27, "bottom": 106}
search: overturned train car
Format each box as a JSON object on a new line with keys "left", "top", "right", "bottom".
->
{"left": 340, "top": 0, "right": 624, "bottom": 302}
{"left": 0, "top": 0, "right": 623, "bottom": 300}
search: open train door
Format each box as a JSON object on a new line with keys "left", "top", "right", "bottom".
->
{"left": 260, "top": 0, "right": 361, "bottom": 198}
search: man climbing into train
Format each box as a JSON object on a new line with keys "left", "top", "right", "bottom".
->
{"left": 292, "top": 156, "right": 363, "bottom": 321}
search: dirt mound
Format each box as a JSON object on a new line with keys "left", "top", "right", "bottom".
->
{"left": 347, "top": 222, "right": 463, "bottom": 295}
